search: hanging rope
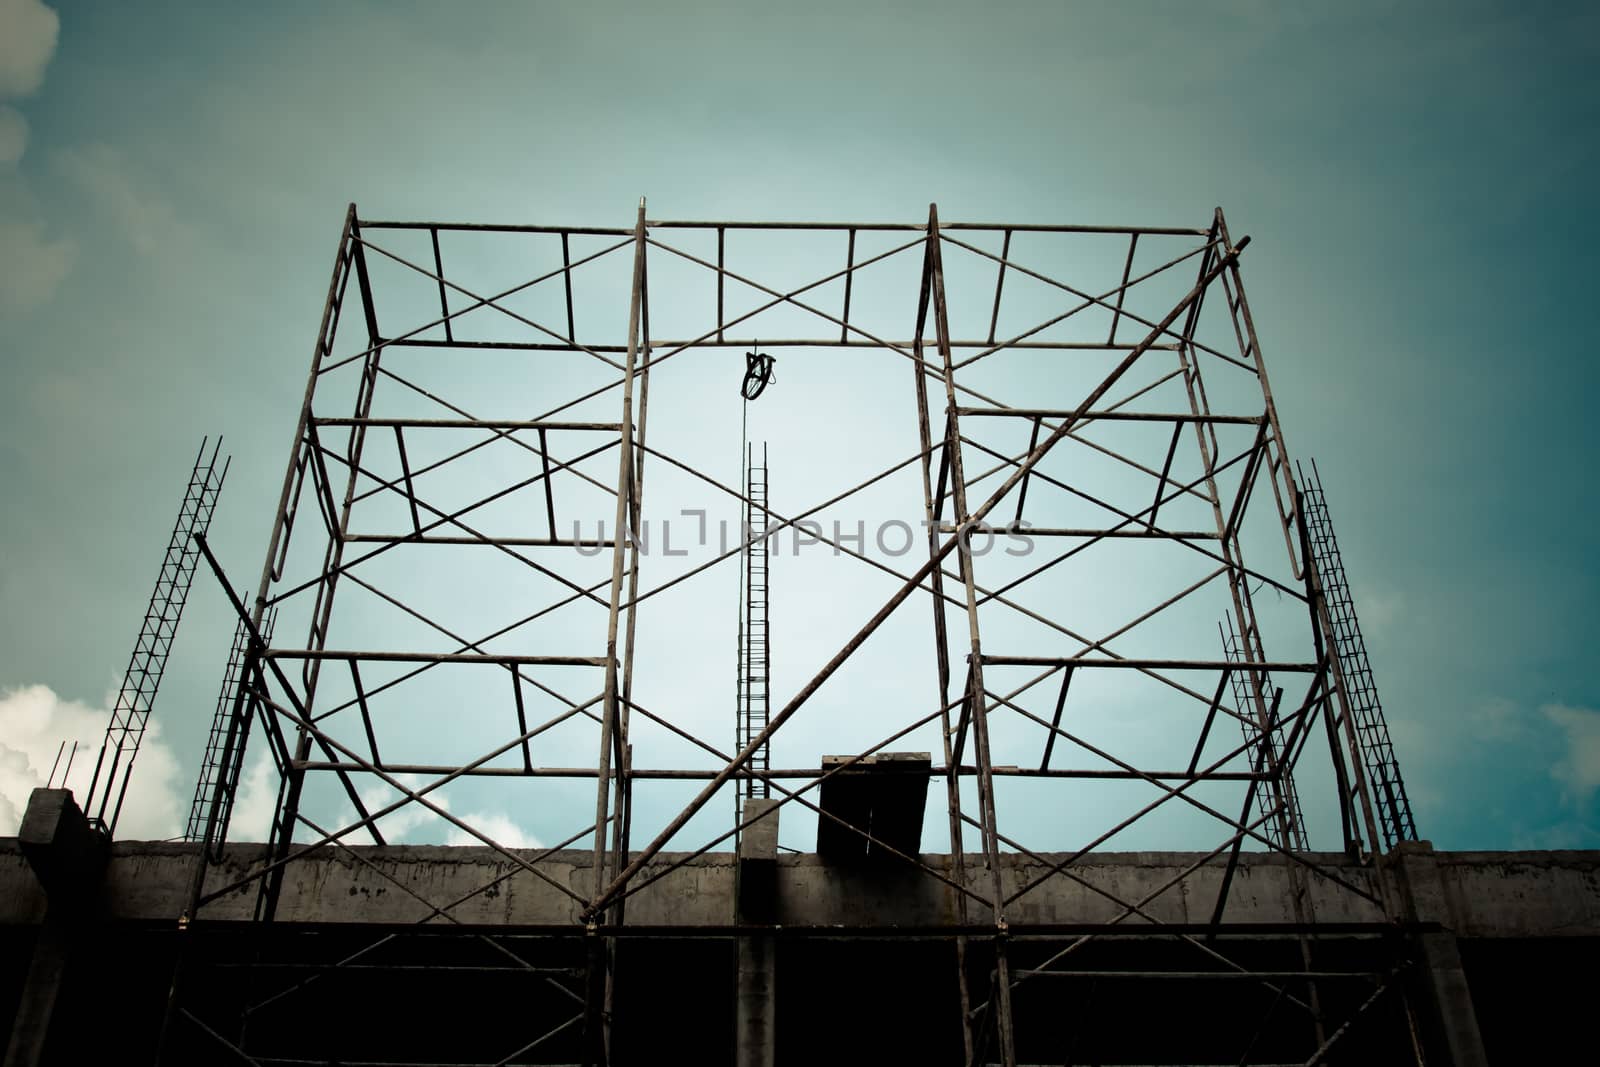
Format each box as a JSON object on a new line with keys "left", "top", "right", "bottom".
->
{"left": 740, "top": 344, "right": 777, "bottom": 401}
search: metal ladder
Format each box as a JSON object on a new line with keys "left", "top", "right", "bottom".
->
{"left": 1299, "top": 461, "right": 1417, "bottom": 849}
{"left": 185, "top": 607, "right": 276, "bottom": 854}
{"left": 736, "top": 444, "right": 772, "bottom": 836}
{"left": 84, "top": 438, "right": 228, "bottom": 835}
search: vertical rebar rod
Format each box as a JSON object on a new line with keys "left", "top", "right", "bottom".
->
{"left": 1300, "top": 461, "right": 1417, "bottom": 848}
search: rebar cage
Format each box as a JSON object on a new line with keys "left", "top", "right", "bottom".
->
{"left": 171, "top": 201, "right": 1420, "bottom": 1065}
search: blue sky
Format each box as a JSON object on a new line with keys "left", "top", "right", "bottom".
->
{"left": 0, "top": 0, "right": 1596, "bottom": 853}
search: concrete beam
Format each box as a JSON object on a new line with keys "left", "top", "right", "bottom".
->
{"left": 0, "top": 840, "right": 1594, "bottom": 938}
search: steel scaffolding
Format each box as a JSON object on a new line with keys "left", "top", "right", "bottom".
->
{"left": 164, "top": 202, "right": 1426, "bottom": 1065}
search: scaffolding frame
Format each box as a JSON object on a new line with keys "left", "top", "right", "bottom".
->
{"left": 164, "top": 201, "right": 1423, "bottom": 1066}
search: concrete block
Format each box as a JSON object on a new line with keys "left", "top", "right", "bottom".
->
{"left": 17, "top": 790, "right": 107, "bottom": 902}
{"left": 737, "top": 798, "right": 780, "bottom": 924}
{"left": 815, "top": 752, "right": 930, "bottom": 863}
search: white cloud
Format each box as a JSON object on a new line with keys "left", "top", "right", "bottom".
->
{"left": 0, "top": 0, "right": 57, "bottom": 99}
{"left": 1543, "top": 703, "right": 1600, "bottom": 805}
{"left": 258, "top": 769, "right": 546, "bottom": 851}
{"left": 0, "top": 683, "right": 184, "bottom": 841}
{"left": 348, "top": 773, "right": 541, "bottom": 849}
{"left": 0, "top": 212, "right": 73, "bottom": 310}
{"left": 223, "top": 765, "right": 542, "bottom": 851}
{"left": 446, "top": 810, "right": 542, "bottom": 849}
{"left": 356, "top": 772, "right": 454, "bottom": 842}
{"left": 0, "top": 105, "right": 25, "bottom": 166}
{"left": 222, "top": 751, "right": 277, "bottom": 843}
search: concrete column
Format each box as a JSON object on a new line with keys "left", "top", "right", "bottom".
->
{"left": 736, "top": 934, "right": 776, "bottom": 1067}
{"left": 736, "top": 798, "right": 780, "bottom": 1067}
{"left": 1391, "top": 840, "right": 1489, "bottom": 1067}
{"left": 4, "top": 789, "right": 108, "bottom": 1067}
{"left": 3, "top": 910, "right": 72, "bottom": 1067}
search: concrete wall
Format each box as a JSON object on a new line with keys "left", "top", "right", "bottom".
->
{"left": 2, "top": 839, "right": 1597, "bottom": 1065}
{"left": 2, "top": 839, "right": 1595, "bottom": 936}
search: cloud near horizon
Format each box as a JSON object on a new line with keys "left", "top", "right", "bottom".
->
{"left": 199, "top": 755, "right": 544, "bottom": 851}
{"left": 0, "top": 682, "right": 184, "bottom": 840}
{"left": 1544, "top": 703, "right": 1600, "bottom": 808}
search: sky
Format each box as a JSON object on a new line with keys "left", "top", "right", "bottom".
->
{"left": 0, "top": 0, "right": 1596, "bottom": 857}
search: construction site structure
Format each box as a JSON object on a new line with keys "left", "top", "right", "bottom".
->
{"left": 3, "top": 203, "right": 1535, "bottom": 1067}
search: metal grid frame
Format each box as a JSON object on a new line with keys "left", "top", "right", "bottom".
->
{"left": 1299, "top": 460, "right": 1418, "bottom": 850}
{"left": 84, "top": 436, "right": 228, "bottom": 836}
{"left": 734, "top": 442, "right": 772, "bottom": 841}
{"left": 164, "top": 201, "right": 1422, "bottom": 1065}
